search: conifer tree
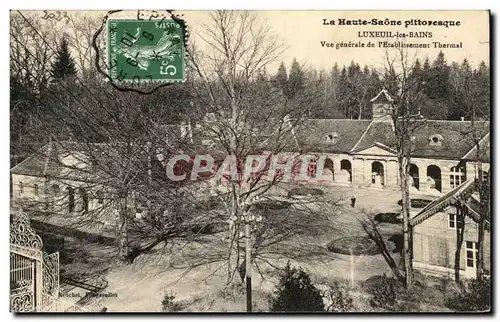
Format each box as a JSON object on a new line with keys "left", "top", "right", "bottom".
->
{"left": 337, "top": 66, "right": 350, "bottom": 118}
{"left": 51, "top": 37, "right": 77, "bottom": 82}
{"left": 286, "top": 58, "right": 305, "bottom": 100}
{"left": 274, "top": 61, "right": 288, "bottom": 94}
{"left": 383, "top": 66, "right": 399, "bottom": 98}
{"left": 427, "top": 51, "right": 450, "bottom": 100}
{"left": 270, "top": 261, "right": 325, "bottom": 312}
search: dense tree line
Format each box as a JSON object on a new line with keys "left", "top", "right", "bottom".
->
{"left": 269, "top": 52, "right": 489, "bottom": 121}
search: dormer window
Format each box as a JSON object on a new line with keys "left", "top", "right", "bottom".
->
{"left": 326, "top": 132, "right": 338, "bottom": 143}
{"left": 429, "top": 134, "right": 443, "bottom": 146}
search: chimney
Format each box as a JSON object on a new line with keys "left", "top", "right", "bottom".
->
{"left": 461, "top": 116, "right": 465, "bottom": 121}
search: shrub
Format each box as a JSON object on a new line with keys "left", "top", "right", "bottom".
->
{"left": 397, "top": 199, "right": 432, "bottom": 208}
{"left": 327, "top": 236, "right": 380, "bottom": 256}
{"left": 270, "top": 261, "right": 325, "bottom": 312}
{"left": 446, "top": 276, "right": 491, "bottom": 312}
{"left": 324, "top": 280, "right": 354, "bottom": 312}
{"left": 161, "top": 291, "right": 184, "bottom": 312}
{"left": 287, "top": 187, "right": 324, "bottom": 198}
{"left": 395, "top": 300, "right": 422, "bottom": 312}
{"left": 374, "top": 212, "right": 402, "bottom": 224}
{"left": 367, "top": 275, "right": 398, "bottom": 311}
{"left": 253, "top": 201, "right": 291, "bottom": 211}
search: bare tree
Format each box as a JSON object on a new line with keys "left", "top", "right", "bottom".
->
{"left": 65, "top": 12, "right": 104, "bottom": 80}
{"left": 452, "top": 62, "right": 490, "bottom": 278}
{"left": 10, "top": 12, "right": 209, "bottom": 268}
{"left": 186, "top": 10, "right": 335, "bottom": 291}
{"left": 10, "top": 12, "right": 58, "bottom": 160}
{"left": 453, "top": 199, "right": 466, "bottom": 283}
{"left": 359, "top": 214, "right": 404, "bottom": 283}
{"left": 374, "top": 45, "right": 429, "bottom": 288}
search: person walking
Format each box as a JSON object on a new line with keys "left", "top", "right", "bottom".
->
{"left": 350, "top": 196, "right": 356, "bottom": 208}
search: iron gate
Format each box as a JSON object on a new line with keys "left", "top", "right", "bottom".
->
{"left": 10, "top": 211, "right": 60, "bottom": 312}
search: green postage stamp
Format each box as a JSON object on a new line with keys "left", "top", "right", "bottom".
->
{"left": 107, "top": 19, "right": 185, "bottom": 82}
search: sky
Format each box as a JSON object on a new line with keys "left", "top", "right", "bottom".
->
{"left": 181, "top": 10, "right": 490, "bottom": 72}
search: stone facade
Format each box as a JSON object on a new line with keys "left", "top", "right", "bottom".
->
{"left": 11, "top": 173, "right": 112, "bottom": 219}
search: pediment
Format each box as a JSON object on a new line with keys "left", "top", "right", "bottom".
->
{"left": 350, "top": 143, "right": 397, "bottom": 156}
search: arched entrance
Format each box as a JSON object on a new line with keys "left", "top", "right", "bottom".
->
{"left": 67, "top": 187, "right": 75, "bottom": 212}
{"left": 340, "top": 159, "right": 352, "bottom": 182}
{"left": 409, "top": 164, "right": 419, "bottom": 190}
{"left": 371, "top": 161, "right": 384, "bottom": 186}
{"left": 427, "top": 165, "right": 442, "bottom": 192}
{"left": 324, "top": 158, "right": 334, "bottom": 181}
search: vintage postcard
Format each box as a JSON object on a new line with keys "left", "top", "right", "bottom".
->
{"left": 9, "top": 9, "right": 491, "bottom": 313}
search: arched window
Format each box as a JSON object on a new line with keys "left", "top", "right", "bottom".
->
{"left": 427, "top": 165, "right": 442, "bottom": 192}
{"left": 340, "top": 160, "right": 352, "bottom": 182}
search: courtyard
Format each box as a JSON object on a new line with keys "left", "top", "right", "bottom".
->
{"left": 54, "top": 184, "right": 438, "bottom": 312}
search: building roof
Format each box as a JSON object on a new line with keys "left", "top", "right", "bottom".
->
{"left": 410, "top": 120, "right": 490, "bottom": 160}
{"left": 11, "top": 141, "right": 148, "bottom": 184}
{"left": 343, "top": 119, "right": 490, "bottom": 160}
{"left": 462, "top": 133, "right": 490, "bottom": 162}
{"left": 294, "top": 119, "right": 372, "bottom": 153}
{"left": 352, "top": 121, "right": 396, "bottom": 151}
{"left": 409, "top": 179, "right": 489, "bottom": 230}
{"left": 370, "top": 89, "right": 394, "bottom": 102}
{"left": 11, "top": 107, "right": 490, "bottom": 181}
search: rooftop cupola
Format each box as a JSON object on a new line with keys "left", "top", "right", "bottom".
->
{"left": 370, "top": 89, "right": 394, "bottom": 121}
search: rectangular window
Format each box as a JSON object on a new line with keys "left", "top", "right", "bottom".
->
{"left": 34, "top": 184, "right": 39, "bottom": 197}
{"left": 448, "top": 214, "right": 456, "bottom": 229}
{"left": 450, "top": 167, "right": 466, "bottom": 189}
{"left": 482, "top": 171, "right": 489, "bottom": 182}
{"left": 466, "top": 241, "right": 478, "bottom": 268}
{"left": 19, "top": 182, "right": 24, "bottom": 195}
